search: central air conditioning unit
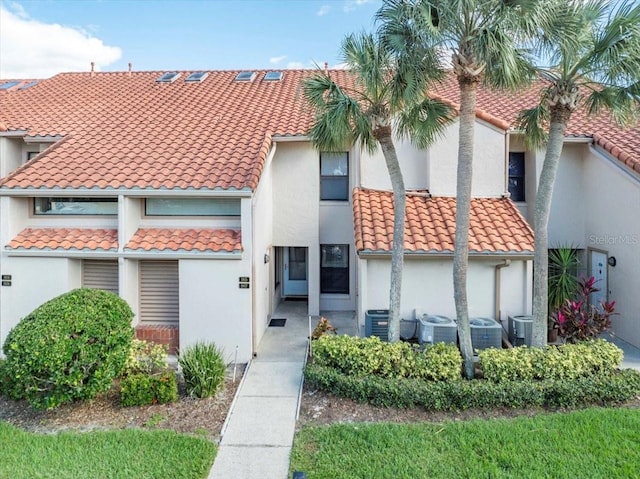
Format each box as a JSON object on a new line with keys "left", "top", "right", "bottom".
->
{"left": 365, "top": 309, "right": 389, "bottom": 342}
{"left": 470, "top": 317, "right": 502, "bottom": 351}
{"left": 418, "top": 315, "right": 457, "bottom": 345}
{"left": 508, "top": 315, "right": 533, "bottom": 346}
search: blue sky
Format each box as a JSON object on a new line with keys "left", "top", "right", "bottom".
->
{"left": 0, "top": 0, "right": 382, "bottom": 78}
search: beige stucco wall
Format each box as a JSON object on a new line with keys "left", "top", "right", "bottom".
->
{"left": 360, "top": 256, "right": 532, "bottom": 335}
{"left": 179, "top": 258, "right": 253, "bottom": 363}
{"left": 429, "top": 121, "right": 507, "bottom": 197}
{"left": 582, "top": 149, "right": 640, "bottom": 347}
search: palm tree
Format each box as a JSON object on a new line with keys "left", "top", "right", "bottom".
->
{"left": 517, "top": 0, "right": 640, "bottom": 347}
{"left": 303, "top": 32, "right": 452, "bottom": 342}
{"left": 378, "top": 0, "right": 551, "bottom": 377}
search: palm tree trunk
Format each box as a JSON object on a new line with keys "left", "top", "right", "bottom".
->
{"left": 532, "top": 110, "right": 570, "bottom": 347}
{"left": 376, "top": 125, "right": 406, "bottom": 343}
{"left": 454, "top": 79, "right": 476, "bottom": 379}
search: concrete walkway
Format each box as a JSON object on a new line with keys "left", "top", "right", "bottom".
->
{"left": 208, "top": 302, "right": 357, "bottom": 479}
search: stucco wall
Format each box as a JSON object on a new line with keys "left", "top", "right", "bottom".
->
{"left": 429, "top": 121, "right": 506, "bottom": 197}
{"left": 359, "top": 135, "right": 428, "bottom": 191}
{"left": 179, "top": 258, "right": 253, "bottom": 363}
{"left": 583, "top": 149, "right": 640, "bottom": 347}
{"left": 361, "top": 256, "right": 531, "bottom": 335}
{"left": 0, "top": 257, "right": 81, "bottom": 351}
{"left": 271, "top": 141, "right": 320, "bottom": 314}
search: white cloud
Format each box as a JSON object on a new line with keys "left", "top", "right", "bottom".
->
{"left": 317, "top": 5, "right": 331, "bottom": 16}
{"left": 0, "top": 3, "right": 121, "bottom": 79}
{"left": 343, "top": 0, "right": 375, "bottom": 13}
{"left": 286, "top": 61, "right": 309, "bottom": 69}
{"left": 269, "top": 55, "right": 287, "bottom": 65}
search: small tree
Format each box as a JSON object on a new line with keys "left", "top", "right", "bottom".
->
{"left": 518, "top": 0, "right": 640, "bottom": 347}
{"left": 2, "top": 288, "right": 134, "bottom": 409}
{"left": 303, "top": 32, "right": 451, "bottom": 342}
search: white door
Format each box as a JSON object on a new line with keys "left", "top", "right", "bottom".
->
{"left": 283, "top": 247, "right": 308, "bottom": 296}
{"left": 589, "top": 250, "right": 608, "bottom": 308}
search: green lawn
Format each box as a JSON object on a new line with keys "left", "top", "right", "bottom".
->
{"left": 291, "top": 408, "right": 640, "bottom": 479}
{"left": 0, "top": 422, "right": 216, "bottom": 479}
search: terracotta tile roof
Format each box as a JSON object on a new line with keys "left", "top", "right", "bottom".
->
{"left": 0, "top": 70, "right": 352, "bottom": 191}
{"left": 432, "top": 73, "right": 640, "bottom": 174}
{"left": 7, "top": 228, "right": 117, "bottom": 251}
{"left": 125, "top": 228, "right": 242, "bottom": 253}
{"left": 353, "top": 188, "right": 534, "bottom": 254}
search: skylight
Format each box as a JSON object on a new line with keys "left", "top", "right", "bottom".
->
{"left": 234, "top": 71, "right": 256, "bottom": 82}
{"left": 185, "top": 72, "right": 208, "bottom": 83}
{"left": 0, "top": 81, "right": 20, "bottom": 90}
{"left": 156, "top": 72, "right": 181, "bottom": 83}
{"left": 18, "top": 81, "right": 39, "bottom": 91}
{"left": 264, "top": 71, "right": 283, "bottom": 82}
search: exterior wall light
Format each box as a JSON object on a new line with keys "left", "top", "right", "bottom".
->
{"left": 607, "top": 256, "right": 617, "bottom": 267}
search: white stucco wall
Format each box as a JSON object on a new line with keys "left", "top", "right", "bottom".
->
{"left": 359, "top": 135, "right": 428, "bottom": 191}
{"left": 252, "top": 146, "right": 275, "bottom": 349}
{"left": 429, "top": 121, "right": 507, "bottom": 197}
{"left": 271, "top": 141, "right": 320, "bottom": 314}
{"left": 179, "top": 258, "right": 253, "bottom": 363}
{"left": 0, "top": 137, "right": 23, "bottom": 178}
{"left": 0, "top": 257, "right": 81, "bottom": 351}
{"left": 582, "top": 149, "right": 640, "bottom": 347}
{"left": 361, "top": 256, "right": 531, "bottom": 335}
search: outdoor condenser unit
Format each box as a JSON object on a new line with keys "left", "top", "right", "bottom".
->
{"left": 469, "top": 317, "right": 502, "bottom": 351}
{"left": 418, "top": 315, "right": 457, "bottom": 345}
{"left": 365, "top": 309, "right": 389, "bottom": 342}
{"left": 508, "top": 315, "right": 533, "bottom": 346}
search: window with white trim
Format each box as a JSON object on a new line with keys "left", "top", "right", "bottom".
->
{"left": 320, "top": 152, "right": 349, "bottom": 201}
{"left": 34, "top": 197, "right": 117, "bottom": 215}
{"left": 508, "top": 152, "right": 526, "bottom": 202}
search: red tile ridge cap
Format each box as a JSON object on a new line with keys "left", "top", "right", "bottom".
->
{"left": 247, "top": 133, "right": 274, "bottom": 191}
{"left": 0, "top": 122, "right": 6, "bottom": 132}
{"left": 0, "top": 135, "right": 69, "bottom": 188}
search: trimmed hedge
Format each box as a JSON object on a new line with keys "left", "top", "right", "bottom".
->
{"left": 304, "top": 362, "right": 640, "bottom": 410}
{"left": 312, "top": 335, "right": 462, "bottom": 381}
{"left": 1, "top": 288, "right": 134, "bottom": 410}
{"left": 120, "top": 371, "right": 178, "bottom": 407}
{"left": 479, "top": 339, "right": 623, "bottom": 382}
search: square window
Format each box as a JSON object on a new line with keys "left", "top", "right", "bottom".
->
{"left": 320, "top": 244, "right": 349, "bottom": 294}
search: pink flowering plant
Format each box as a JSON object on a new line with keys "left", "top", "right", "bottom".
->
{"left": 551, "top": 276, "right": 616, "bottom": 343}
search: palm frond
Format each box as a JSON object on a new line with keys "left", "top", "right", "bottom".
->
{"left": 396, "top": 97, "right": 455, "bottom": 149}
{"left": 516, "top": 104, "right": 550, "bottom": 150}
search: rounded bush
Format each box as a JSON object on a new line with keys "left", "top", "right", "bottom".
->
{"left": 2, "top": 288, "right": 134, "bottom": 409}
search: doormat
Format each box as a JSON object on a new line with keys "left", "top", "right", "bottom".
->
{"left": 269, "top": 318, "right": 287, "bottom": 327}
{"left": 285, "top": 297, "right": 307, "bottom": 302}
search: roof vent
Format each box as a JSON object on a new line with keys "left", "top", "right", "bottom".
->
{"left": 156, "top": 72, "right": 181, "bottom": 83}
{"left": 185, "top": 71, "right": 208, "bottom": 83}
{"left": 264, "top": 71, "right": 283, "bottom": 82}
{"left": 234, "top": 71, "right": 256, "bottom": 82}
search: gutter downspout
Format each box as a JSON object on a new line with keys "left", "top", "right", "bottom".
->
{"left": 495, "top": 260, "right": 511, "bottom": 325}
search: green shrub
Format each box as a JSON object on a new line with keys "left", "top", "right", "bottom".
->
{"left": 124, "top": 340, "right": 169, "bottom": 376}
{"left": 312, "top": 335, "right": 462, "bottom": 381}
{"left": 304, "top": 363, "right": 640, "bottom": 411}
{"left": 178, "top": 342, "right": 226, "bottom": 398}
{"left": 120, "top": 371, "right": 178, "bottom": 407}
{"left": 479, "top": 339, "right": 622, "bottom": 382}
{"left": 2, "top": 288, "right": 134, "bottom": 410}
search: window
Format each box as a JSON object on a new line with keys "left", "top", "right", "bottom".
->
{"left": 185, "top": 72, "right": 208, "bottom": 83}
{"left": 508, "top": 152, "right": 525, "bottom": 202}
{"left": 34, "top": 197, "right": 117, "bottom": 215}
{"left": 145, "top": 198, "right": 240, "bottom": 216}
{"left": 264, "top": 71, "right": 283, "bottom": 81}
{"left": 320, "top": 244, "right": 349, "bottom": 294}
{"left": 156, "top": 72, "right": 180, "bottom": 83}
{"left": 234, "top": 71, "right": 256, "bottom": 82}
{"left": 27, "top": 151, "right": 39, "bottom": 161}
{"left": 320, "top": 152, "right": 349, "bottom": 201}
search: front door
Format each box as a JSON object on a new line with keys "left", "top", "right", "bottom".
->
{"left": 589, "top": 249, "right": 608, "bottom": 308}
{"left": 283, "top": 247, "right": 308, "bottom": 296}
